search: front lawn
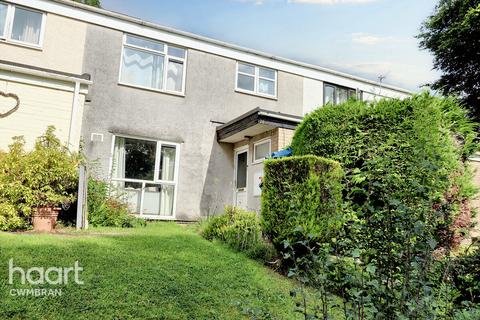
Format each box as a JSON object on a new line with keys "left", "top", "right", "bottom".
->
{"left": 0, "top": 223, "right": 298, "bottom": 319}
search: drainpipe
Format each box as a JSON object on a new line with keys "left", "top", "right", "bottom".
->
{"left": 68, "top": 81, "right": 81, "bottom": 151}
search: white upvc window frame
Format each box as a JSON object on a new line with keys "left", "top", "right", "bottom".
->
{"left": 323, "top": 82, "right": 357, "bottom": 106}
{"left": 118, "top": 34, "right": 188, "bottom": 96}
{"left": 109, "top": 134, "right": 181, "bottom": 220}
{"left": 0, "top": 2, "right": 46, "bottom": 49}
{"left": 235, "top": 61, "right": 277, "bottom": 99}
{"left": 253, "top": 138, "right": 271, "bottom": 164}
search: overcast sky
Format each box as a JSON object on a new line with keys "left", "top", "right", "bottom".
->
{"left": 102, "top": 0, "right": 440, "bottom": 91}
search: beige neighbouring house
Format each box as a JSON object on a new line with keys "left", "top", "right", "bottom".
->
{"left": 0, "top": 3, "right": 90, "bottom": 151}
{"left": 0, "top": 63, "right": 90, "bottom": 151}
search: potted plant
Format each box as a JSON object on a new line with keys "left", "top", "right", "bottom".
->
{"left": 21, "top": 127, "right": 79, "bottom": 232}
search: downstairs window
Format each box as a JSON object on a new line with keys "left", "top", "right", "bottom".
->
{"left": 111, "top": 136, "right": 179, "bottom": 217}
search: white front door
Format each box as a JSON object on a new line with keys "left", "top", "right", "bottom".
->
{"left": 234, "top": 148, "right": 248, "bottom": 209}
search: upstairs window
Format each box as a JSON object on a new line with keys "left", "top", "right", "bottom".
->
{"left": 236, "top": 62, "right": 277, "bottom": 98}
{"left": 323, "top": 83, "right": 356, "bottom": 106}
{"left": 120, "top": 35, "right": 187, "bottom": 94}
{"left": 0, "top": 4, "right": 7, "bottom": 37}
{"left": 0, "top": 3, "right": 45, "bottom": 47}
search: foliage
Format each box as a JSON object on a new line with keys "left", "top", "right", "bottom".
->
{"left": 418, "top": 0, "right": 480, "bottom": 119}
{"left": 87, "top": 178, "right": 145, "bottom": 228}
{"left": 284, "top": 236, "right": 381, "bottom": 319}
{"left": 451, "top": 247, "right": 480, "bottom": 304}
{"left": 0, "top": 223, "right": 299, "bottom": 319}
{"left": 261, "top": 155, "right": 344, "bottom": 267}
{"left": 0, "top": 127, "right": 79, "bottom": 230}
{"left": 23, "top": 127, "right": 80, "bottom": 209}
{"left": 199, "top": 206, "right": 276, "bottom": 263}
{"left": 0, "top": 202, "right": 26, "bottom": 231}
{"left": 274, "top": 94, "right": 479, "bottom": 318}
{"left": 71, "top": 0, "right": 101, "bottom": 8}
{"left": 454, "top": 305, "right": 480, "bottom": 320}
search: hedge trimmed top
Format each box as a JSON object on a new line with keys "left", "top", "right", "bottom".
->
{"left": 292, "top": 94, "right": 478, "bottom": 163}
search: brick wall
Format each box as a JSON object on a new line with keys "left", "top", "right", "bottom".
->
{"left": 232, "top": 128, "right": 295, "bottom": 154}
{"left": 277, "top": 128, "right": 295, "bottom": 150}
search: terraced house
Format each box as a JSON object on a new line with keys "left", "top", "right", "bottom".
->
{"left": 0, "top": 0, "right": 411, "bottom": 221}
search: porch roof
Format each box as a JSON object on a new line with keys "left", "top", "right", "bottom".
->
{"left": 216, "top": 107, "right": 302, "bottom": 143}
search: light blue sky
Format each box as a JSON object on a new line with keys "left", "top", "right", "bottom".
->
{"left": 102, "top": 0, "right": 439, "bottom": 91}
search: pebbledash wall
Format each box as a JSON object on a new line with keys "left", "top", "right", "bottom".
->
{"left": 3, "top": 0, "right": 412, "bottom": 221}
{"left": 81, "top": 24, "right": 305, "bottom": 220}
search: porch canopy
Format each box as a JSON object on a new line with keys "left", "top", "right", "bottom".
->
{"left": 216, "top": 107, "right": 302, "bottom": 143}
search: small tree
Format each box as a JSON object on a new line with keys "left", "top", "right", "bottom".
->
{"left": 418, "top": 0, "right": 480, "bottom": 119}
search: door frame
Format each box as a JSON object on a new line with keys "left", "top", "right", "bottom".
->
{"left": 233, "top": 145, "right": 249, "bottom": 208}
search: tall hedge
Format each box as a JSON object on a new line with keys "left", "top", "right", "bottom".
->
{"left": 286, "top": 94, "right": 479, "bottom": 316}
{"left": 290, "top": 95, "right": 477, "bottom": 254}
{"left": 261, "top": 156, "right": 344, "bottom": 250}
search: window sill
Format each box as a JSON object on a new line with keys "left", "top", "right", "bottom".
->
{"left": 118, "top": 82, "right": 185, "bottom": 97}
{"left": 134, "top": 214, "right": 176, "bottom": 220}
{"left": 0, "top": 38, "right": 43, "bottom": 51}
{"left": 235, "top": 88, "right": 277, "bottom": 101}
{"left": 251, "top": 159, "right": 266, "bottom": 165}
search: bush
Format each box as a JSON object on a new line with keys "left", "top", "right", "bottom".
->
{"left": 199, "top": 206, "right": 276, "bottom": 263}
{"left": 0, "top": 127, "right": 79, "bottom": 230}
{"left": 261, "top": 156, "right": 344, "bottom": 254}
{"left": 0, "top": 202, "right": 26, "bottom": 231}
{"left": 24, "top": 126, "right": 80, "bottom": 209}
{"left": 452, "top": 247, "right": 480, "bottom": 304}
{"left": 87, "top": 178, "right": 145, "bottom": 228}
{"left": 454, "top": 306, "right": 480, "bottom": 320}
{"left": 290, "top": 94, "right": 477, "bottom": 253}
{"left": 272, "top": 94, "right": 479, "bottom": 318}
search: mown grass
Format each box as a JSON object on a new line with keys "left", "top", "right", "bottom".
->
{"left": 0, "top": 222, "right": 299, "bottom": 319}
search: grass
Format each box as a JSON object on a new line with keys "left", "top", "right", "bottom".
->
{"left": 0, "top": 222, "right": 299, "bottom": 319}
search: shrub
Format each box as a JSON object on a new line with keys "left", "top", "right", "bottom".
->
{"left": 0, "top": 202, "right": 26, "bottom": 231}
{"left": 0, "top": 127, "right": 79, "bottom": 230}
{"left": 290, "top": 94, "right": 477, "bottom": 253}
{"left": 275, "top": 94, "right": 479, "bottom": 318}
{"left": 261, "top": 156, "right": 344, "bottom": 254}
{"left": 24, "top": 127, "right": 79, "bottom": 211}
{"left": 200, "top": 206, "right": 276, "bottom": 263}
{"left": 87, "top": 178, "right": 145, "bottom": 228}
{"left": 454, "top": 306, "right": 480, "bottom": 320}
{"left": 452, "top": 247, "right": 480, "bottom": 304}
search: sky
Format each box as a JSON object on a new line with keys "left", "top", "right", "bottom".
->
{"left": 101, "top": 0, "right": 440, "bottom": 92}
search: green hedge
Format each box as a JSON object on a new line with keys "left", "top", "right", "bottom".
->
{"left": 290, "top": 94, "right": 477, "bottom": 254}
{"left": 284, "top": 94, "right": 479, "bottom": 317}
{"left": 261, "top": 155, "right": 344, "bottom": 251}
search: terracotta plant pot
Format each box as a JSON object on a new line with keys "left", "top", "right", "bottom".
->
{"left": 32, "top": 207, "right": 61, "bottom": 232}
